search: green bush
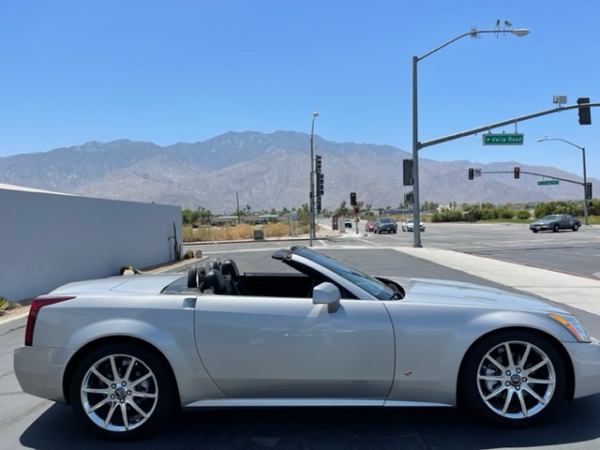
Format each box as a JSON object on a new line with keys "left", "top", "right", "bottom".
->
{"left": 517, "top": 210, "right": 531, "bottom": 220}
{"left": 431, "top": 211, "right": 464, "bottom": 222}
{"left": 534, "top": 201, "right": 579, "bottom": 219}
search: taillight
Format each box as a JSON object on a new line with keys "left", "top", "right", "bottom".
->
{"left": 24, "top": 296, "right": 75, "bottom": 346}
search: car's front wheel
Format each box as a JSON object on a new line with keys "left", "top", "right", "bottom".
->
{"left": 70, "top": 343, "right": 175, "bottom": 439}
{"left": 553, "top": 224, "right": 559, "bottom": 232}
{"left": 462, "top": 330, "right": 566, "bottom": 427}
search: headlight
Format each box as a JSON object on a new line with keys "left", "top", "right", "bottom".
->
{"left": 548, "top": 313, "right": 591, "bottom": 343}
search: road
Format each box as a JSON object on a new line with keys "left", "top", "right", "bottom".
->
{"left": 2, "top": 223, "right": 600, "bottom": 449}
{"left": 336, "top": 221, "right": 600, "bottom": 279}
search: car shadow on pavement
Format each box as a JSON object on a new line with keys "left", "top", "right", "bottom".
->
{"left": 18, "top": 397, "right": 600, "bottom": 450}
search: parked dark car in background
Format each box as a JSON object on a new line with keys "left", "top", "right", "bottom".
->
{"left": 529, "top": 214, "right": 581, "bottom": 233}
{"left": 374, "top": 218, "right": 397, "bottom": 234}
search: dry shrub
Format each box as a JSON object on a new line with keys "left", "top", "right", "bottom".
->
{"left": 182, "top": 226, "right": 197, "bottom": 242}
{"left": 264, "top": 222, "right": 291, "bottom": 237}
{"left": 226, "top": 224, "right": 254, "bottom": 240}
{"left": 182, "top": 222, "right": 314, "bottom": 242}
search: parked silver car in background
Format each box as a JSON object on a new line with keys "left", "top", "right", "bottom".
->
{"left": 401, "top": 218, "right": 425, "bottom": 232}
{"left": 14, "top": 246, "right": 600, "bottom": 439}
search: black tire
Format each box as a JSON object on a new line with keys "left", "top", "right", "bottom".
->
{"left": 573, "top": 224, "right": 579, "bottom": 232}
{"left": 70, "top": 343, "right": 175, "bottom": 439}
{"left": 532, "top": 229, "right": 538, "bottom": 233}
{"left": 462, "top": 330, "right": 566, "bottom": 427}
{"left": 552, "top": 224, "right": 559, "bottom": 232}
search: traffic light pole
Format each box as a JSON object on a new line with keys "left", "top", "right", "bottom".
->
{"left": 420, "top": 102, "right": 600, "bottom": 150}
{"left": 309, "top": 112, "right": 319, "bottom": 247}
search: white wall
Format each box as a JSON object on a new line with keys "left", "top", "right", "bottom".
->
{"left": 1, "top": 187, "right": 181, "bottom": 301}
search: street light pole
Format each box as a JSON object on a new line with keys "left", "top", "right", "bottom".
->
{"left": 537, "top": 137, "right": 588, "bottom": 225}
{"left": 309, "top": 111, "right": 319, "bottom": 247}
{"left": 411, "top": 27, "right": 529, "bottom": 248}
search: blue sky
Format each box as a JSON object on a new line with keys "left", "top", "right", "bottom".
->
{"left": 1, "top": 0, "right": 598, "bottom": 179}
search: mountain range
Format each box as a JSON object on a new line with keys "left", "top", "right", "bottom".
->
{"left": 0, "top": 131, "right": 593, "bottom": 213}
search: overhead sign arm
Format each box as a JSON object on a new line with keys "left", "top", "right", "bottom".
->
{"left": 419, "top": 102, "right": 599, "bottom": 150}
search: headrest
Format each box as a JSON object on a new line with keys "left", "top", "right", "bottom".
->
{"left": 206, "top": 258, "right": 222, "bottom": 272}
{"left": 221, "top": 259, "right": 240, "bottom": 278}
{"left": 187, "top": 265, "right": 205, "bottom": 288}
{"left": 202, "top": 269, "right": 225, "bottom": 294}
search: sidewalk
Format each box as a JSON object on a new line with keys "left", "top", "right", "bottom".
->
{"left": 397, "top": 246, "right": 600, "bottom": 316}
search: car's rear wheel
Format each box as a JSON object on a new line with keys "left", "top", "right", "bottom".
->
{"left": 573, "top": 224, "right": 579, "bottom": 231}
{"left": 462, "top": 330, "right": 566, "bottom": 427}
{"left": 70, "top": 343, "right": 175, "bottom": 439}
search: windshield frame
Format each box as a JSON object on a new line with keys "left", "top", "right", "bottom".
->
{"left": 290, "top": 247, "right": 396, "bottom": 300}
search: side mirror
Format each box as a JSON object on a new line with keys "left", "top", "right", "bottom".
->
{"left": 312, "top": 282, "right": 341, "bottom": 313}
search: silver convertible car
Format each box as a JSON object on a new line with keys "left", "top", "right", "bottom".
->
{"left": 14, "top": 246, "right": 600, "bottom": 439}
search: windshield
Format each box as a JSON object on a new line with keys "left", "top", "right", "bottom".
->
{"left": 293, "top": 247, "right": 396, "bottom": 300}
{"left": 542, "top": 215, "right": 561, "bottom": 220}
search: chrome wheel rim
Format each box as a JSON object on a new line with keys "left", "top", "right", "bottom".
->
{"left": 80, "top": 353, "right": 159, "bottom": 432}
{"left": 476, "top": 340, "right": 556, "bottom": 419}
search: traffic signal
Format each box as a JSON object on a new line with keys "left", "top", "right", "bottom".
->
{"left": 468, "top": 168, "right": 474, "bottom": 180}
{"left": 350, "top": 192, "right": 357, "bottom": 206}
{"left": 317, "top": 173, "right": 324, "bottom": 196}
{"left": 316, "top": 196, "right": 322, "bottom": 213}
{"left": 514, "top": 167, "right": 520, "bottom": 179}
{"left": 403, "top": 159, "right": 413, "bottom": 186}
{"left": 586, "top": 182, "right": 593, "bottom": 199}
{"left": 315, "top": 154, "right": 322, "bottom": 173}
{"left": 577, "top": 97, "right": 592, "bottom": 125}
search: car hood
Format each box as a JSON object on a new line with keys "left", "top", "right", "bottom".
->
{"left": 387, "top": 276, "right": 564, "bottom": 313}
{"left": 49, "top": 274, "right": 185, "bottom": 295}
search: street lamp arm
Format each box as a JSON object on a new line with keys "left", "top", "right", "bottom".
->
{"left": 537, "top": 137, "right": 584, "bottom": 151}
{"left": 417, "top": 28, "right": 529, "bottom": 62}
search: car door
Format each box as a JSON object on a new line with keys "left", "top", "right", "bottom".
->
{"left": 193, "top": 294, "right": 395, "bottom": 402}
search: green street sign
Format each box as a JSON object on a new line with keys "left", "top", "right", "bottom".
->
{"left": 483, "top": 133, "right": 524, "bottom": 145}
{"left": 537, "top": 180, "right": 559, "bottom": 185}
